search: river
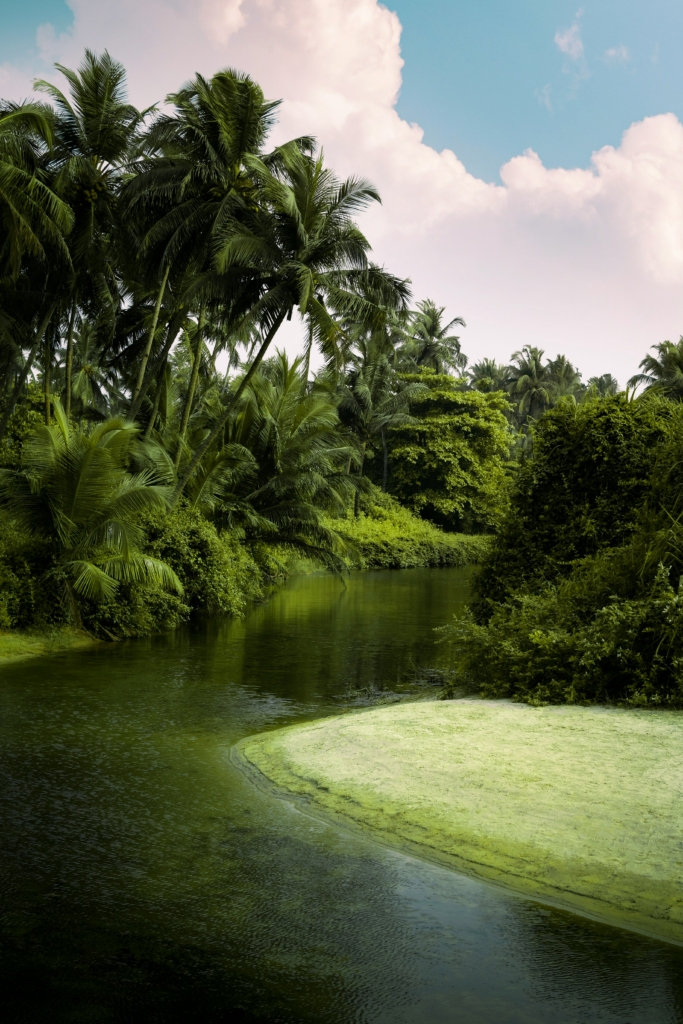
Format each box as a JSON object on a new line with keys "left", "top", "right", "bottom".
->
{"left": 1, "top": 567, "right": 682, "bottom": 1023}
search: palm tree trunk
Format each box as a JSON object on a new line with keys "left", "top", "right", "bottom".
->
{"left": 354, "top": 443, "right": 366, "bottom": 518}
{"left": 64, "top": 300, "right": 76, "bottom": 418}
{"left": 381, "top": 426, "right": 388, "bottom": 492}
{"left": 131, "top": 265, "right": 170, "bottom": 411}
{"left": 143, "top": 360, "right": 166, "bottom": 440}
{"left": 0, "top": 304, "right": 56, "bottom": 444}
{"left": 128, "top": 312, "right": 184, "bottom": 422}
{"left": 44, "top": 333, "right": 51, "bottom": 426}
{"left": 174, "top": 307, "right": 204, "bottom": 470}
{"left": 172, "top": 307, "right": 288, "bottom": 505}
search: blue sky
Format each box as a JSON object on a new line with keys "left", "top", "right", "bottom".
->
{"left": 3, "top": 1, "right": 683, "bottom": 180}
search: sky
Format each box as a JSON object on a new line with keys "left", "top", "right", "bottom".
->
{"left": 2, "top": 0, "right": 683, "bottom": 382}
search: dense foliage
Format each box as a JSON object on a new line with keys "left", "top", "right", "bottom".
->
{"left": 4, "top": 46, "right": 683, "bottom": 690}
{"left": 387, "top": 373, "right": 512, "bottom": 533}
{"left": 445, "top": 395, "right": 683, "bottom": 706}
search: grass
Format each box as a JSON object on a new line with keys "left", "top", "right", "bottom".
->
{"left": 0, "top": 626, "right": 99, "bottom": 665}
{"left": 327, "top": 490, "right": 490, "bottom": 570}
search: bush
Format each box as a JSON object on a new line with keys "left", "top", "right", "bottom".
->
{"left": 387, "top": 372, "right": 513, "bottom": 533}
{"left": 0, "top": 506, "right": 265, "bottom": 640}
{"left": 142, "top": 506, "right": 264, "bottom": 617}
{"left": 446, "top": 395, "right": 683, "bottom": 707}
{"left": 328, "top": 489, "right": 491, "bottom": 570}
{"left": 471, "top": 394, "right": 679, "bottom": 623}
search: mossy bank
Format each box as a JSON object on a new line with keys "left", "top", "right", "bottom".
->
{"left": 237, "top": 700, "right": 683, "bottom": 946}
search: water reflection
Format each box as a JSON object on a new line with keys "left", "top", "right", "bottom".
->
{"left": 0, "top": 567, "right": 681, "bottom": 1023}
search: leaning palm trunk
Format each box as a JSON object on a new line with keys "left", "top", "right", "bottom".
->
{"left": 381, "top": 426, "right": 389, "bottom": 492}
{"left": 172, "top": 307, "right": 288, "bottom": 504}
{"left": 143, "top": 360, "right": 166, "bottom": 440}
{"left": 354, "top": 443, "right": 366, "bottom": 517}
{"left": 0, "top": 303, "right": 56, "bottom": 444}
{"left": 174, "top": 309, "right": 204, "bottom": 470}
{"left": 128, "top": 311, "right": 185, "bottom": 422}
{"left": 64, "top": 300, "right": 76, "bottom": 418}
{"left": 131, "top": 265, "right": 170, "bottom": 409}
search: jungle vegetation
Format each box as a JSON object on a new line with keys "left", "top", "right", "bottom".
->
{"left": 2, "top": 48, "right": 681, "bottom": 692}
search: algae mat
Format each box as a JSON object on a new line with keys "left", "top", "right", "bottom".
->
{"left": 237, "top": 700, "right": 683, "bottom": 944}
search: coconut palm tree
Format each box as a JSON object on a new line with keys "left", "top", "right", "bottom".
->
{"left": 507, "top": 346, "right": 556, "bottom": 422}
{"left": 339, "top": 349, "right": 425, "bottom": 501}
{"left": 628, "top": 339, "right": 683, "bottom": 400}
{"left": 547, "top": 354, "right": 583, "bottom": 399}
{"left": 0, "top": 101, "right": 72, "bottom": 278}
{"left": 205, "top": 352, "right": 357, "bottom": 569}
{"left": 400, "top": 299, "right": 466, "bottom": 374}
{"left": 122, "top": 68, "right": 299, "bottom": 418}
{"left": 172, "top": 142, "right": 407, "bottom": 501}
{"left": 0, "top": 400, "right": 181, "bottom": 620}
{"left": 35, "top": 50, "right": 147, "bottom": 415}
{"left": 468, "top": 358, "right": 509, "bottom": 393}
{"left": 586, "top": 373, "right": 619, "bottom": 397}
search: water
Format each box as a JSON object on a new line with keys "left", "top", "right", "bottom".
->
{"left": 1, "top": 567, "right": 682, "bottom": 1023}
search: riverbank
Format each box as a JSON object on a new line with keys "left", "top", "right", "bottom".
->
{"left": 237, "top": 699, "right": 683, "bottom": 945}
{"left": 0, "top": 626, "right": 100, "bottom": 665}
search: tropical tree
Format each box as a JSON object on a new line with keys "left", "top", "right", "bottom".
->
{"left": 629, "top": 339, "right": 683, "bottom": 401}
{"left": 0, "top": 400, "right": 181, "bottom": 620}
{"left": 339, "top": 349, "right": 424, "bottom": 502}
{"left": 400, "top": 299, "right": 466, "bottom": 374}
{"left": 172, "top": 142, "right": 408, "bottom": 500}
{"left": 506, "top": 346, "right": 556, "bottom": 423}
{"left": 586, "top": 373, "right": 619, "bottom": 397}
{"left": 35, "top": 50, "right": 147, "bottom": 415}
{"left": 206, "top": 352, "right": 358, "bottom": 569}
{"left": 0, "top": 101, "right": 72, "bottom": 278}
{"left": 547, "top": 354, "right": 583, "bottom": 400}
{"left": 468, "top": 358, "right": 509, "bottom": 393}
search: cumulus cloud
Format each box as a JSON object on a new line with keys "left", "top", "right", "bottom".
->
{"left": 3, "top": 0, "right": 683, "bottom": 378}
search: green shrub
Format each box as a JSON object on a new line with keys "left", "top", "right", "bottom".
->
{"left": 472, "top": 394, "right": 679, "bottom": 623}
{"left": 446, "top": 555, "right": 683, "bottom": 707}
{"left": 328, "top": 489, "right": 491, "bottom": 570}
{"left": 386, "top": 372, "right": 513, "bottom": 533}
{"left": 142, "top": 507, "right": 264, "bottom": 617}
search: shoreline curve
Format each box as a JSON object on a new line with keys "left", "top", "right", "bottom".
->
{"left": 234, "top": 699, "right": 683, "bottom": 946}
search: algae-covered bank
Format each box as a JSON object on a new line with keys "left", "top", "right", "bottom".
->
{"left": 238, "top": 700, "right": 683, "bottom": 945}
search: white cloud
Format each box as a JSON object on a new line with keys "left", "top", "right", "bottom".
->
{"left": 2, "top": 0, "right": 683, "bottom": 379}
{"left": 604, "top": 44, "right": 630, "bottom": 64}
{"left": 555, "top": 23, "right": 584, "bottom": 62}
{"left": 535, "top": 83, "right": 552, "bottom": 112}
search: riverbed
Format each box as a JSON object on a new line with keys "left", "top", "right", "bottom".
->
{"left": 1, "top": 568, "right": 683, "bottom": 1023}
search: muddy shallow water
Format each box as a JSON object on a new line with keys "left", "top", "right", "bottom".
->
{"left": 1, "top": 567, "right": 682, "bottom": 1023}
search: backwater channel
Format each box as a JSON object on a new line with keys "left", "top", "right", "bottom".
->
{"left": 1, "top": 567, "right": 683, "bottom": 1023}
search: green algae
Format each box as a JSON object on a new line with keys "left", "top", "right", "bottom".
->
{"left": 237, "top": 700, "right": 683, "bottom": 945}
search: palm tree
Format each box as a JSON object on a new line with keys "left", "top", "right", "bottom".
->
{"left": 0, "top": 103, "right": 73, "bottom": 442}
{"left": 586, "top": 373, "right": 619, "bottom": 397}
{"left": 0, "top": 101, "right": 72, "bottom": 278}
{"left": 629, "top": 339, "right": 683, "bottom": 400}
{"left": 197, "top": 352, "right": 357, "bottom": 569}
{"left": 122, "top": 68, "right": 295, "bottom": 418}
{"left": 0, "top": 401, "right": 181, "bottom": 621}
{"left": 172, "top": 142, "right": 407, "bottom": 501}
{"left": 339, "top": 349, "right": 425, "bottom": 502}
{"left": 468, "top": 358, "right": 509, "bottom": 393}
{"left": 507, "top": 346, "right": 556, "bottom": 422}
{"left": 399, "top": 299, "right": 466, "bottom": 374}
{"left": 36, "top": 50, "right": 147, "bottom": 416}
{"left": 547, "top": 354, "right": 583, "bottom": 399}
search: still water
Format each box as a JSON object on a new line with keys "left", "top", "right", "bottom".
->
{"left": 1, "top": 568, "right": 682, "bottom": 1023}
